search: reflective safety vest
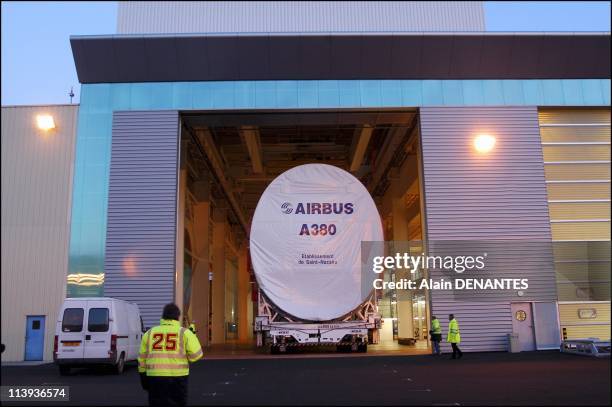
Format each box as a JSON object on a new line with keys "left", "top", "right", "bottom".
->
{"left": 431, "top": 319, "right": 441, "bottom": 334}
{"left": 138, "top": 319, "right": 203, "bottom": 377}
{"left": 447, "top": 318, "right": 461, "bottom": 343}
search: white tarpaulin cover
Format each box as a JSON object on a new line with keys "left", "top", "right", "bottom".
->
{"left": 250, "top": 164, "right": 383, "bottom": 321}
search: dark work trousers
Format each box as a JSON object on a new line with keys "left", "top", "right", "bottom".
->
{"left": 431, "top": 333, "right": 442, "bottom": 355}
{"left": 147, "top": 376, "right": 188, "bottom": 406}
{"left": 451, "top": 343, "right": 463, "bottom": 359}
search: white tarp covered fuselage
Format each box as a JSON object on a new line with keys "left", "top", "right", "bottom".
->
{"left": 250, "top": 164, "right": 383, "bottom": 321}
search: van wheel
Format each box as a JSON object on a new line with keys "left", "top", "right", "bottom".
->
{"left": 59, "top": 366, "right": 70, "bottom": 376}
{"left": 115, "top": 353, "right": 125, "bottom": 374}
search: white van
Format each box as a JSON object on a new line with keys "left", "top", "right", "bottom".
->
{"left": 54, "top": 297, "right": 144, "bottom": 375}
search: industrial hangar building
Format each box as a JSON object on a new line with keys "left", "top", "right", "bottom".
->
{"left": 2, "top": 1, "right": 610, "bottom": 361}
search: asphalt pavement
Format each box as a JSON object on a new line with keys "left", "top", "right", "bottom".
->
{"left": 1, "top": 351, "right": 610, "bottom": 406}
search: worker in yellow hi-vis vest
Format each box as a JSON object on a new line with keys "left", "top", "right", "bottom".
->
{"left": 447, "top": 314, "right": 463, "bottom": 359}
{"left": 138, "top": 303, "right": 203, "bottom": 406}
{"left": 430, "top": 316, "right": 442, "bottom": 355}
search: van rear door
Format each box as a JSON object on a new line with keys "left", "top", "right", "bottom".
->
{"left": 84, "top": 300, "right": 111, "bottom": 360}
{"left": 57, "top": 306, "right": 85, "bottom": 359}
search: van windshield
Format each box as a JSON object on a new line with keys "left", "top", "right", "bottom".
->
{"left": 62, "top": 308, "right": 84, "bottom": 332}
{"left": 88, "top": 308, "right": 109, "bottom": 332}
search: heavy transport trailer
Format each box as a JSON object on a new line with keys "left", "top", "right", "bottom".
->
{"left": 254, "top": 290, "right": 381, "bottom": 353}
{"left": 249, "top": 164, "right": 385, "bottom": 353}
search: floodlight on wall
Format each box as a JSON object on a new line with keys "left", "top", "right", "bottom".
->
{"left": 473, "top": 134, "right": 496, "bottom": 154}
{"left": 36, "top": 114, "right": 55, "bottom": 131}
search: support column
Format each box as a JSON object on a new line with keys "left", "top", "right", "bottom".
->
{"left": 237, "top": 245, "right": 249, "bottom": 343}
{"left": 211, "top": 207, "right": 227, "bottom": 344}
{"left": 391, "top": 184, "right": 414, "bottom": 343}
{"left": 417, "top": 139, "right": 433, "bottom": 349}
{"left": 175, "top": 169, "right": 186, "bottom": 317}
{"left": 190, "top": 180, "right": 211, "bottom": 346}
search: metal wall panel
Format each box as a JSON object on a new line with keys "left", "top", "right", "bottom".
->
{"left": 558, "top": 302, "right": 611, "bottom": 341}
{"left": 1, "top": 105, "right": 78, "bottom": 361}
{"left": 539, "top": 108, "right": 611, "bottom": 242}
{"left": 104, "top": 111, "right": 180, "bottom": 328}
{"left": 420, "top": 106, "right": 557, "bottom": 352}
{"left": 539, "top": 108, "right": 610, "bottom": 330}
{"left": 71, "top": 35, "right": 612, "bottom": 83}
{"left": 117, "top": 1, "right": 485, "bottom": 34}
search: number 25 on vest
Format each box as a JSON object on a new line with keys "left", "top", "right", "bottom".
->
{"left": 151, "top": 333, "right": 177, "bottom": 351}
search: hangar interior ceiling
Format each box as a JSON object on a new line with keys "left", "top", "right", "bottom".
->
{"left": 181, "top": 109, "right": 419, "bottom": 244}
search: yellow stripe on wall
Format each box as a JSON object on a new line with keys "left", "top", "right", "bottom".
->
{"left": 557, "top": 283, "right": 611, "bottom": 301}
{"left": 539, "top": 109, "right": 612, "bottom": 125}
{"left": 545, "top": 163, "right": 610, "bottom": 181}
{"left": 543, "top": 144, "right": 611, "bottom": 162}
{"left": 551, "top": 222, "right": 611, "bottom": 241}
{"left": 555, "top": 266, "right": 611, "bottom": 284}
{"left": 549, "top": 202, "right": 611, "bottom": 220}
{"left": 540, "top": 126, "right": 611, "bottom": 143}
{"left": 553, "top": 242, "right": 611, "bottom": 260}
{"left": 546, "top": 183, "right": 610, "bottom": 201}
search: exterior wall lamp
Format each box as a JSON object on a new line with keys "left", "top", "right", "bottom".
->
{"left": 473, "top": 133, "right": 496, "bottom": 154}
{"left": 36, "top": 114, "right": 56, "bottom": 131}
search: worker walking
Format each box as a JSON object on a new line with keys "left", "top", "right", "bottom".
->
{"left": 138, "top": 303, "right": 203, "bottom": 406}
{"left": 447, "top": 314, "right": 463, "bottom": 359}
{"left": 430, "top": 316, "right": 442, "bottom": 355}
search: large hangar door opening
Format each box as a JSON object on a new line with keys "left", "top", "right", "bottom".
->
{"left": 178, "top": 109, "right": 429, "bottom": 352}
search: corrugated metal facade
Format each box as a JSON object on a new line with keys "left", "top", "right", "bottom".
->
{"left": 538, "top": 108, "right": 611, "bottom": 340}
{"left": 558, "top": 303, "right": 611, "bottom": 341}
{"left": 104, "top": 111, "right": 180, "bottom": 328}
{"left": 420, "top": 106, "right": 557, "bottom": 352}
{"left": 1, "top": 105, "right": 78, "bottom": 361}
{"left": 540, "top": 108, "right": 611, "bottom": 242}
{"left": 117, "top": 1, "right": 485, "bottom": 34}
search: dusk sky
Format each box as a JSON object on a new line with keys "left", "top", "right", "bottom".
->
{"left": 2, "top": 1, "right": 610, "bottom": 106}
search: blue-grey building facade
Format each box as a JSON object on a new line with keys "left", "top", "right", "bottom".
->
{"left": 66, "top": 2, "right": 611, "bottom": 351}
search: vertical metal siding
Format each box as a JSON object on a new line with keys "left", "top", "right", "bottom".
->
{"left": 104, "top": 111, "right": 180, "bottom": 328}
{"left": 117, "top": 1, "right": 485, "bottom": 34}
{"left": 420, "top": 106, "right": 557, "bottom": 352}
{"left": 1, "top": 105, "right": 77, "bottom": 361}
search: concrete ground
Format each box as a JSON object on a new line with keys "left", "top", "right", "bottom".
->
{"left": 200, "top": 341, "right": 431, "bottom": 359}
{"left": 1, "top": 351, "right": 609, "bottom": 406}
